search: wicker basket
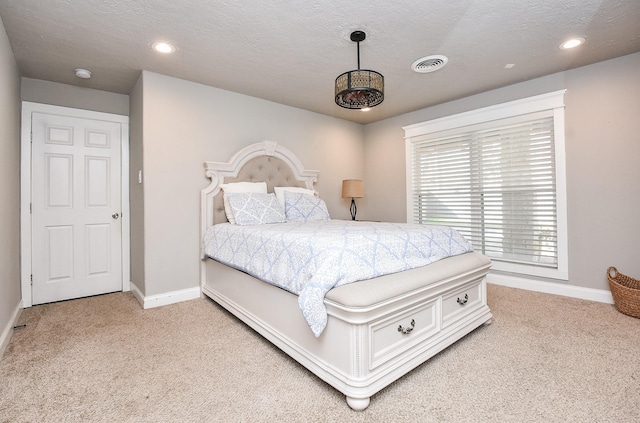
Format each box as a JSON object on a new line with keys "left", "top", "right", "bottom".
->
{"left": 607, "top": 267, "right": 640, "bottom": 318}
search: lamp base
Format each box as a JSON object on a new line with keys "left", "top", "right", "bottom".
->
{"left": 350, "top": 198, "right": 357, "bottom": 221}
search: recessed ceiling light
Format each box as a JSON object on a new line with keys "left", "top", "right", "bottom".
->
{"left": 152, "top": 41, "right": 176, "bottom": 54}
{"left": 560, "top": 37, "right": 585, "bottom": 50}
{"left": 74, "top": 68, "right": 92, "bottom": 79}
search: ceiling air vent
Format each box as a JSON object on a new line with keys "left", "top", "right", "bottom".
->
{"left": 411, "top": 55, "right": 448, "bottom": 73}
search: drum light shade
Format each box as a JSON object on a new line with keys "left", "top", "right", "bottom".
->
{"left": 341, "top": 179, "right": 364, "bottom": 199}
{"left": 335, "top": 31, "right": 384, "bottom": 110}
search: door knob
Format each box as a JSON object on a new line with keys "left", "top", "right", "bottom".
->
{"left": 112, "top": 213, "right": 119, "bottom": 219}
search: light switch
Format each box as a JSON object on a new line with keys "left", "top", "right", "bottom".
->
{"left": 138, "top": 170, "right": 142, "bottom": 184}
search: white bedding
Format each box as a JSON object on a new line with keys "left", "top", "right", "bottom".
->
{"left": 202, "top": 220, "right": 473, "bottom": 336}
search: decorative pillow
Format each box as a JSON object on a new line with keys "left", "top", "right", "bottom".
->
{"left": 226, "top": 192, "right": 286, "bottom": 226}
{"left": 274, "top": 186, "right": 315, "bottom": 210}
{"left": 221, "top": 182, "right": 267, "bottom": 224}
{"left": 284, "top": 191, "right": 331, "bottom": 222}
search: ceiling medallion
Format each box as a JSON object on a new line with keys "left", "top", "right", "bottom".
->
{"left": 335, "top": 31, "right": 384, "bottom": 110}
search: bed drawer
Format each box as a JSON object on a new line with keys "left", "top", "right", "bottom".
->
{"left": 368, "top": 298, "right": 440, "bottom": 370}
{"left": 441, "top": 278, "right": 484, "bottom": 327}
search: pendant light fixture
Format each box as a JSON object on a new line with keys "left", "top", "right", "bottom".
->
{"left": 335, "top": 31, "right": 384, "bottom": 110}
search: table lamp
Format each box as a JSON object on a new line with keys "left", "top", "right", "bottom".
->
{"left": 341, "top": 179, "right": 364, "bottom": 220}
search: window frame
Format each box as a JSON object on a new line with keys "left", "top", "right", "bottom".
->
{"left": 403, "top": 90, "right": 568, "bottom": 280}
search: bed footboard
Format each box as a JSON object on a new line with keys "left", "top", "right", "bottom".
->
{"left": 202, "top": 252, "right": 492, "bottom": 411}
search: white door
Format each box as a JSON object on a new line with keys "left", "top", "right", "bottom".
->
{"left": 31, "top": 111, "right": 123, "bottom": 305}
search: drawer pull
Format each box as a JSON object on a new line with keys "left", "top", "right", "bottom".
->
{"left": 397, "top": 319, "right": 415, "bottom": 335}
{"left": 457, "top": 294, "right": 469, "bottom": 305}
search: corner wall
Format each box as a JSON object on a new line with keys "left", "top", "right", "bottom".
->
{"left": 136, "top": 71, "right": 364, "bottom": 297}
{"left": 129, "top": 75, "right": 145, "bottom": 294}
{"left": 363, "top": 53, "right": 640, "bottom": 292}
{"left": 0, "top": 15, "right": 22, "bottom": 356}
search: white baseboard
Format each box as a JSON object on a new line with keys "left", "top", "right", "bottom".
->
{"left": 488, "top": 272, "right": 614, "bottom": 304}
{"left": 129, "top": 282, "right": 200, "bottom": 309}
{"left": 1, "top": 300, "right": 23, "bottom": 359}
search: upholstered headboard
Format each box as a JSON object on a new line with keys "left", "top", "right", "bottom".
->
{"left": 211, "top": 155, "right": 305, "bottom": 224}
{"left": 200, "top": 140, "right": 319, "bottom": 233}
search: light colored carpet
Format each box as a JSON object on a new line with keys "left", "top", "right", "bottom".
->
{"left": 1, "top": 284, "right": 639, "bottom": 422}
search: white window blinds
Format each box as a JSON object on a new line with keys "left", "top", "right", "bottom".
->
{"left": 410, "top": 112, "right": 557, "bottom": 267}
{"left": 404, "top": 91, "right": 568, "bottom": 279}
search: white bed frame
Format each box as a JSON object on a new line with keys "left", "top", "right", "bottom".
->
{"left": 200, "top": 141, "right": 493, "bottom": 411}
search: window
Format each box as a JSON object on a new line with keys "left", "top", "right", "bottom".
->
{"left": 404, "top": 91, "right": 568, "bottom": 280}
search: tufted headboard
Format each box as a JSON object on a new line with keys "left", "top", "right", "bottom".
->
{"left": 211, "top": 155, "right": 306, "bottom": 224}
{"left": 200, "top": 140, "right": 320, "bottom": 238}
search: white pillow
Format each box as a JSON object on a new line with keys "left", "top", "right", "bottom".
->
{"left": 226, "top": 192, "right": 286, "bottom": 226}
{"left": 220, "top": 182, "right": 267, "bottom": 224}
{"left": 284, "top": 191, "right": 331, "bottom": 222}
{"left": 274, "top": 186, "right": 315, "bottom": 210}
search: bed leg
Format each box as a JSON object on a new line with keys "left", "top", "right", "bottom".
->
{"left": 346, "top": 396, "right": 370, "bottom": 411}
{"left": 483, "top": 318, "right": 492, "bottom": 326}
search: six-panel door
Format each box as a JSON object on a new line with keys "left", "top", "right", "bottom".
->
{"left": 31, "top": 112, "right": 122, "bottom": 305}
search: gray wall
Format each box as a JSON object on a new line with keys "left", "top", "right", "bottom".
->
{"left": 133, "top": 71, "right": 364, "bottom": 296}
{"left": 129, "top": 76, "right": 145, "bottom": 293}
{"left": 0, "top": 15, "right": 21, "bottom": 350}
{"left": 21, "top": 77, "right": 129, "bottom": 116}
{"left": 363, "top": 52, "right": 640, "bottom": 292}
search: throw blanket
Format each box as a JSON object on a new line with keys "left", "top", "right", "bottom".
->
{"left": 202, "top": 220, "right": 473, "bottom": 337}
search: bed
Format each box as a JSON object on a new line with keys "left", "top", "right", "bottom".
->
{"left": 200, "top": 140, "right": 492, "bottom": 411}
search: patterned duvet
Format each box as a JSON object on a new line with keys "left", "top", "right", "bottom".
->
{"left": 202, "top": 220, "right": 473, "bottom": 337}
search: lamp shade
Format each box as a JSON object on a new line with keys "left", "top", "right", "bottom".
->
{"left": 342, "top": 179, "right": 364, "bottom": 198}
{"left": 335, "top": 31, "right": 384, "bottom": 110}
{"left": 335, "top": 70, "right": 384, "bottom": 109}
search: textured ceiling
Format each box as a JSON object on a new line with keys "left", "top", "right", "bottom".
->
{"left": 1, "top": 0, "right": 639, "bottom": 124}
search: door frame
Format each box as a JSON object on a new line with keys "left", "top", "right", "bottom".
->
{"left": 20, "top": 102, "right": 131, "bottom": 308}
